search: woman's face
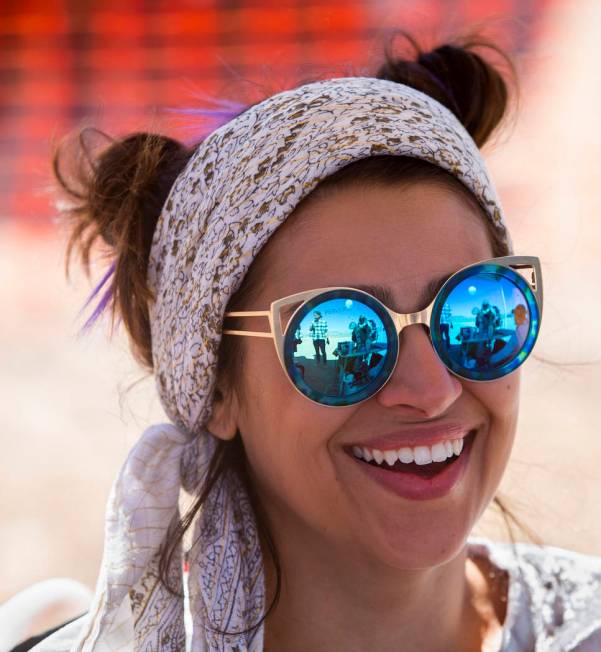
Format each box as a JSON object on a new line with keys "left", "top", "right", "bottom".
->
{"left": 209, "top": 181, "right": 519, "bottom": 570}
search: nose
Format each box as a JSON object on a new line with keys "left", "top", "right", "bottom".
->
{"left": 375, "top": 323, "right": 462, "bottom": 417}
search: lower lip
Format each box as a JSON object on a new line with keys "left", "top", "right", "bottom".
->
{"left": 348, "top": 431, "right": 476, "bottom": 501}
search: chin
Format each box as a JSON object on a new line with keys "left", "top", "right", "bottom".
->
{"left": 355, "top": 517, "right": 473, "bottom": 571}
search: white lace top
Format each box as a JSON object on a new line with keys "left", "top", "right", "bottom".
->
{"left": 467, "top": 535, "right": 601, "bottom": 651}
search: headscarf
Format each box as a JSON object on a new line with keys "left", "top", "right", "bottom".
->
{"left": 35, "top": 76, "right": 512, "bottom": 651}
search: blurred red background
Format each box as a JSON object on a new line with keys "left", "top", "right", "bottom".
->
{"left": 1, "top": 0, "right": 551, "bottom": 228}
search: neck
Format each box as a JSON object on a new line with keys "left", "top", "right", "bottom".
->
{"left": 259, "top": 525, "right": 504, "bottom": 652}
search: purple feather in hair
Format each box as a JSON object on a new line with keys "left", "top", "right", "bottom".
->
{"left": 163, "top": 90, "right": 249, "bottom": 146}
{"left": 75, "top": 260, "right": 119, "bottom": 337}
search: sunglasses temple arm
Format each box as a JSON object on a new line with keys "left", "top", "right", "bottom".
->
{"left": 223, "top": 309, "right": 275, "bottom": 338}
{"left": 222, "top": 329, "right": 273, "bottom": 338}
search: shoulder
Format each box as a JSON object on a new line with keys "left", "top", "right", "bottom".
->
{"left": 468, "top": 536, "right": 601, "bottom": 652}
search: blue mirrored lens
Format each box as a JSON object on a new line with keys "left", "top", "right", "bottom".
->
{"left": 283, "top": 290, "right": 398, "bottom": 406}
{"left": 431, "top": 264, "right": 540, "bottom": 381}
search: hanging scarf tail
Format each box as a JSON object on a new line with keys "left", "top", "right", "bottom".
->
{"left": 32, "top": 423, "right": 191, "bottom": 651}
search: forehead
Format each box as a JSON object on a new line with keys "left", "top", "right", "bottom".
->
{"left": 259, "top": 181, "right": 494, "bottom": 313}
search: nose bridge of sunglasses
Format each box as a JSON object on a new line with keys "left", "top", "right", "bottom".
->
{"left": 390, "top": 306, "right": 432, "bottom": 333}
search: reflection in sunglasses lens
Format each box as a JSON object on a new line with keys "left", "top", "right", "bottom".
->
{"left": 285, "top": 293, "right": 395, "bottom": 405}
{"left": 437, "top": 272, "right": 534, "bottom": 378}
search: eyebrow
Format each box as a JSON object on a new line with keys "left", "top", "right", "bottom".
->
{"left": 352, "top": 274, "right": 452, "bottom": 312}
{"left": 280, "top": 273, "right": 453, "bottom": 317}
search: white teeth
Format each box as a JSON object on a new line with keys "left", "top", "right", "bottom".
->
{"left": 413, "top": 446, "right": 432, "bottom": 465}
{"left": 430, "top": 442, "right": 448, "bottom": 462}
{"left": 445, "top": 440, "right": 454, "bottom": 458}
{"left": 384, "top": 450, "right": 398, "bottom": 466}
{"left": 350, "top": 435, "right": 470, "bottom": 466}
{"left": 399, "top": 447, "right": 414, "bottom": 463}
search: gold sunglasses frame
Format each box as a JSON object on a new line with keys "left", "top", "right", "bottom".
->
{"left": 222, "top": 255, "right": 543, "bottom": 400}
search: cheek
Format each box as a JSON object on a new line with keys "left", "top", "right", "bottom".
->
{"left": 471, "top": 370, "right": 521, "bottom": 428}
{"left": 239, "top": 348, "right": 351, "bottom": 522}
{"left": 466, "top": 370, "right": 521, "bottom": 491}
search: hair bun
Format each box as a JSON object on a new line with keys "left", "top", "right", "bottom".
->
{"left": 52, "top": 128, "right": 195, "bottom": 369}
{"left": 86, "top": 131, "right": 191, "bottom": 248}
{"left": 374, "top": 31, "right": 517, "bottom": 148}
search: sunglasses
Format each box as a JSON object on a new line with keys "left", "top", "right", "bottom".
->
{"left": 223, "top": 255, "right": 543, "bottom": 407}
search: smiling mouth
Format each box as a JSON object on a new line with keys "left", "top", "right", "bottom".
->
{"left": 346, "top": 430, "right": 477, "bottom": 479}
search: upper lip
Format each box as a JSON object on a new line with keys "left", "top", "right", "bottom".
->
{"left": 348, "top": 423, "right": 478, "bottom": 452}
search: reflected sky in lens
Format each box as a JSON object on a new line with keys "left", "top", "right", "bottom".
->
{"left": 292, "top": 297, "right": 388, "bottom": 363}
{"left": 295, "top": 298, "right": 385, "bottom": 338}
{"left": 443, "top": 275, "right": 529, "bottom": 329}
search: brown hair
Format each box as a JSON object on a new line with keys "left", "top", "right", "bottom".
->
{"left": 51, "top": 29, "right": 542, "bottom": 637}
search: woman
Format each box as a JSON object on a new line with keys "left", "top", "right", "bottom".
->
{"left": 16, "top": 32, "right": 601, "bottom": 652}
